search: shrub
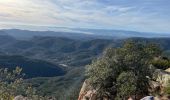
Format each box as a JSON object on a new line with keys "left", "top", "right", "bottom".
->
{"left": 116, "top": 72, "right": 137, "bottom": 100}
{"left": 164, "top": 86, "right": 170, "bottom": 95}
{"left": 151, "top": 59, "right": 170, "bottom": 70}
{"left": 0, "top": 67, "right": 50, "bottom": 100}
{"left": 163, "top": 82, "right": 170, "bottom": 96}
{"left": 86, "top": 41, "right": 161, "bottom": 99}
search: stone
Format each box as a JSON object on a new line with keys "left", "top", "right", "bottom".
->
{"left": 78, "top": 80, "right": 99, "bottom": 100}
{"left": 156, "top": 68, "right": 170, "bottom": 87}
{"left": 140, "top": 96, "right": 154, "bottom": 100}
{"left": 13, "top": 95, "right": 28, "bottom": 100}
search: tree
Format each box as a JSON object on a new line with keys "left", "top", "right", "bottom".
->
{"left": 116, "top": 71, "right": 137, "bottom": 100}
{"left": 0, "top": 67, "right": 24, "bottom": 99}
{"left": 0, "top": 67, "right": 51, "bottom": 100}
{"left": 86, "top": 41, "right": 161, "bottom": 99}
{"left": 151, "top": 58, "right": 170, "bottom": 70}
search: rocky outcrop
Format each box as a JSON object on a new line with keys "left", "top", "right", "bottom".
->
{"left": 79, "top": 68, "right": 170, "bottom": 100}
{"left": 165, "top": 68, "right": 170, "bottom": 72}
{"left": 78, "top": 80, "right": 98, "bottom": 100}
{"left": 149, "top": 68, "right": 170, "bottom": 95}
{"left": 78, "top": 80, "right": 110, "bottom": 100}
{"left": 156, "top": 68, "right": 170, "bottom": 87}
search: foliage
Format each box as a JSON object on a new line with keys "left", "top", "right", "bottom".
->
{"left": 86, "top": 41, "right": 161, "bottom": 99}
{"left": 116, "top": 72, "right": 137, "bottom": 100}
{"left": 164, "top": 86, "right": 170, "bottom": 95}
{"left": 0, "top": 67, "right": 53, "bottom": 100}
{"left": 0, "top": 67, "right": 24, "bottom": 99}
{"left": 163, "top": 50, "right": 170, "bottom": 58}
{"left": 151, "top": 58, "right": 170, "bottom": 70}
{"left": 163, "top": 81, "right": 170, "bottom": 96}
{"left": 25, "top": 67, "right": 84, "bottom": 100}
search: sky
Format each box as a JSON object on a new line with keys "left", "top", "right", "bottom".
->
{"left": 0, "top": 0, "right": 170, "bottom": 33}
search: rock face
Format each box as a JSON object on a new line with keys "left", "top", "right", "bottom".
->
{"left": 78, "top": 80, "right": 97, "bottom": 100}
{"left": 156, "top": 68, "right": 170, "bottom": 87}
{"left": 78, "top": 80, "right": 110, "bottom": 100}
{"left": 150, "top": 68, "right": 170, "bottom": 95}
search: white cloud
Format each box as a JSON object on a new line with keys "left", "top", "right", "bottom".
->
{"left": 0, "top": 0, "right": 169, "bottom": 33}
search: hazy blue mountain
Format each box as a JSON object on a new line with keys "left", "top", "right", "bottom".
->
{"left": 0, "top": 31, "right": 16, "bottom": 46}
{"left": 73, "top": 28, "right": 170, "bottom": 38}
{"left": 0, "top": 30, "right": 8, "bottom": 35}
{"left": 2, "top": 28, "right": 170, "bottom": 41}
{"left": 2, "top": 29, "right": 109, "bottom": 40}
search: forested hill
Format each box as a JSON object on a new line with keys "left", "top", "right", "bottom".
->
{"left": 0, "top": 34, "right": 170, "bottom": 68}
{"left": 0, "top": 55, "right": 65, "bottom": 78}
{"left": 0, "top": 35, "right": 116, "bottom": 67}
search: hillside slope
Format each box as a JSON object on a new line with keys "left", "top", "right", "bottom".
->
{"left": 0, "top": 55, "right": 65, "bottom": 78}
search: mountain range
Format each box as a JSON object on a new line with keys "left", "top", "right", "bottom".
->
{"left": 0, "top": 29, "right": 170, "bottom": 69}
{"left": 1, "top": 28, "right": 170, "bottom": 40}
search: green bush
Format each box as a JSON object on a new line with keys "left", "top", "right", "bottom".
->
{"left": 163, "top": 81, "right": 170, "bottom": 96}
{"left": 151, "top": 59, "right": 170, "bottom": 70}
{"left": 86, "top": 41, "right": 161, "bottom": 99}
{"left": 164, "top": 86, "right": 170, "bottom": 95}
{"left": 116, "top": 72, "right": 137, "bottom": 100}
{"left": 0, "top": 67, "right": 24, "bottom": 100}
{"left": 0, "top": 67, "right": 51, "bottom": 100}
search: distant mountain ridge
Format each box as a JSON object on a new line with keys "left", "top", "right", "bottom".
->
{"left": 1, "top": 28, "right": 170, "bottom": 40}
{"left": 74, "top": 28, "right": 170, "bottom": 38}
{"left": 1, "top": 29, "right": 107, "bottom": 40}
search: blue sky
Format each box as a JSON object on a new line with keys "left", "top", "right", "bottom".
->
{"left": 0, "top": 0, "right": 170, "bottom": 33}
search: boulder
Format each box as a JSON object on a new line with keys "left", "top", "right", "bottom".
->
{"left": 13, "top": 95, "right": 28, "bottom": 100}
{"left": 78, "top": 80, "right": 98, "bottom": 100}
{"left": 140, "top": 96, "right": 154, "bottom": 100}
{"left": 156, "top": 68, "right": 170, "bottom": 87}
{"left": 165, "top": 68, "right": 170, "bottom": 72}
{"left": 78, "top": 80, "right": 110, "bottom": 100}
